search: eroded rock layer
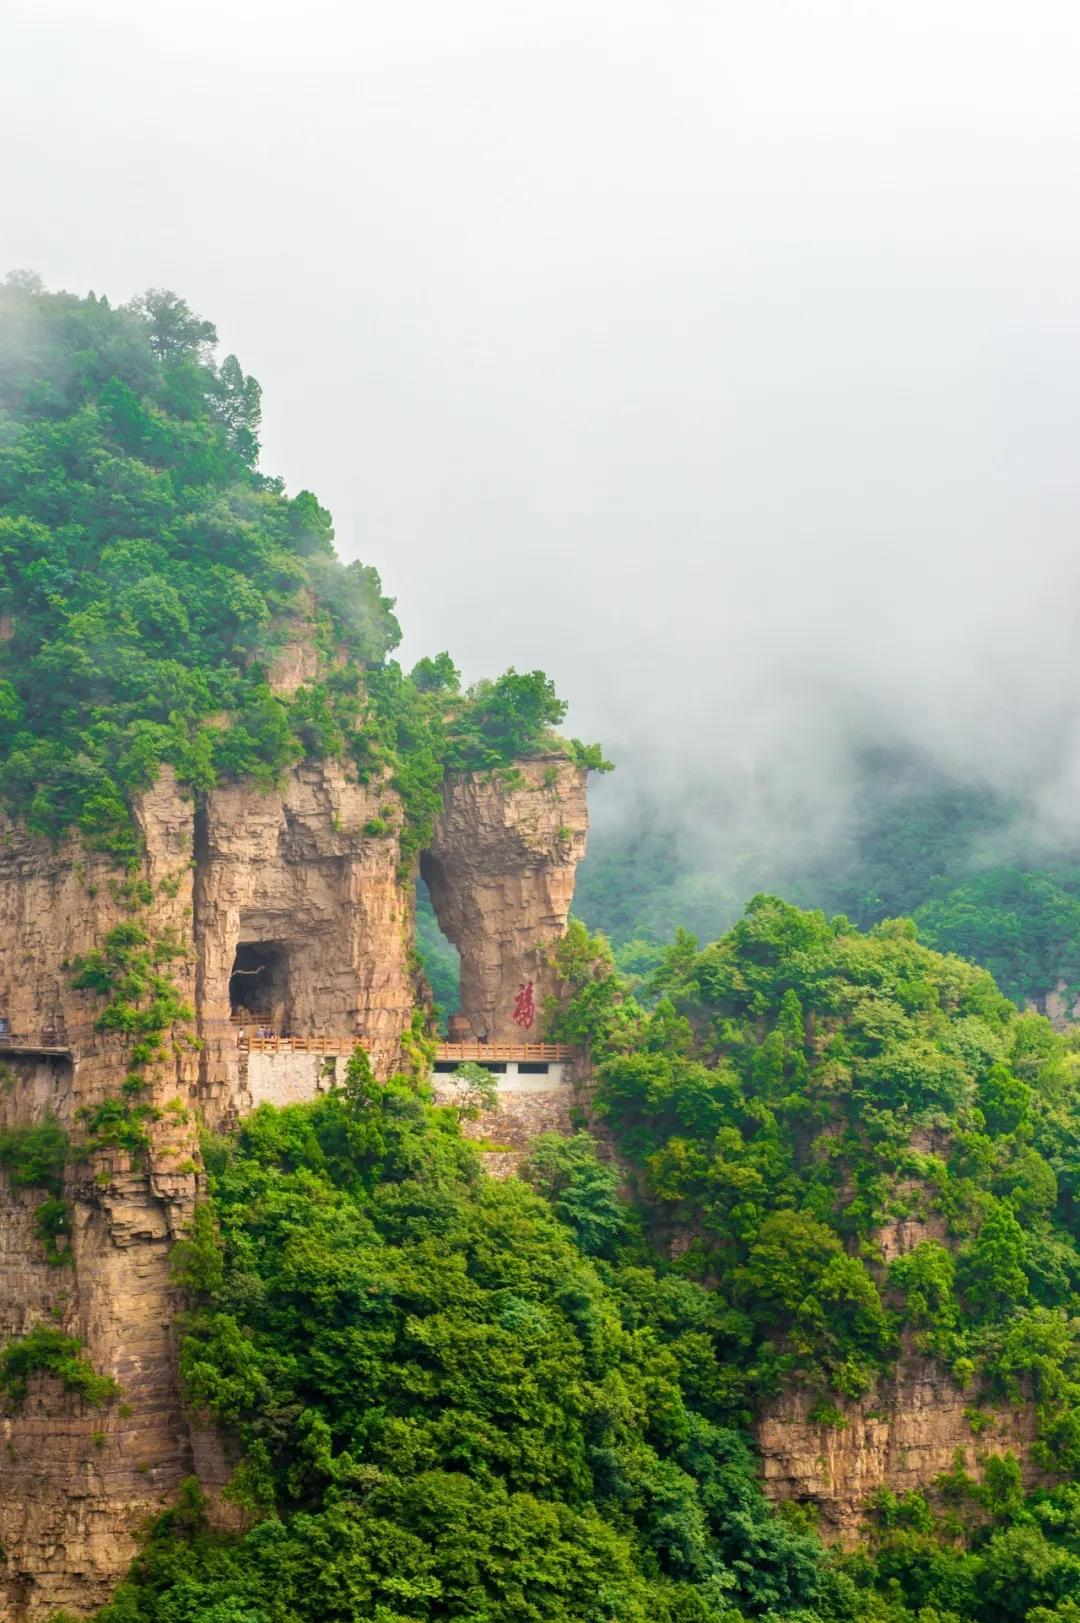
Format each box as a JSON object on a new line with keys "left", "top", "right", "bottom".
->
{"left": 195, "top": 762, "right": 415, "bottom": 1127}
{"left": 0, "top": 752, "right": 590, "bottom": 1617}
{"left": 423, "top": 756, "right": 588, "bottom": 1041}
{"left": 756, "top": 1340, "right": 1045, "bottom": 1541}
{"left": 756, "top": 1211, "right": 1049, "bottom": 1538}
{"left": 0, "top": 768, "right": 199, "bottom": 1620}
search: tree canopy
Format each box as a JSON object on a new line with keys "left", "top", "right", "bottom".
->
{"left": 93, "top": 1060, "right": 831, "bottom": 1623}
{"left": 87, "top": 905, "right": 1080, "bottom": 1623}
{"left": 0, "top": 276, "right": 603, "bottom": 862}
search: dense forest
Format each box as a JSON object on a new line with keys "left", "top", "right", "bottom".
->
{"left": 7, "top": 278, "right": 1080, "bottom": 1622}
{"left": 576, "top": 749, "right": 1080, "bottom": 1013}
{"left": 88, "top": 905, "right": 1080, "bottom": 1622}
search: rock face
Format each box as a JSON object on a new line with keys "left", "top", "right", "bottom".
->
{"left": 194, "top": 761, "right": 416, "bottom": 1127}
{"left": 0, "top": 750, "right": 590, "bottom": 1617}
{"left": 756, "top": 1340, "right": 1045, "bottom": 1541}
{"left": 1028, "top": 979, "right": 1080, "bottom": 1033}
{"left": 422, "top": 757, "right": 588, "bottom": 1041}
{"left": 0, "top": 769, "right": 199, "bottom": 1621}
{"left": 756, "top": 1209, "right": 1047, "bottom": 1538}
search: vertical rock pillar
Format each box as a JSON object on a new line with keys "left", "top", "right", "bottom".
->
{"left": 0, "top": 768, "right": 201, "bottom": 1621}
{"left": 421, "top": 756, "right": 588, "bottom": 1042}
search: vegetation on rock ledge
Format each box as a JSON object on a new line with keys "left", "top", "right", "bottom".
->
{"left": 0, "top": 274, "right": 606, "bottom": 866}
{"left": 0, "top": 1327, "right": 117, "bottom": 1409}
{"left": 84, "top": 943, "right": 1080, "bottom": 1622}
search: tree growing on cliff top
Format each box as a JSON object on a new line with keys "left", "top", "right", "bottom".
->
{"left": 0, "top": 276, "right": 606, "bottom": 861}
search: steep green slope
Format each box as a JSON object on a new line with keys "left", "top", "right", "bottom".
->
{"left": 553, "top": 898, "right": 1080, "bottom": 1434}
{"left": 91, "top": 1056, "right": 831, "bottom": 1623}
{"left": 0, "top": 274, "right": 600, "bottom": 868}
{"left": 577, "top": 754, "right": 1080, "bottom": 1009}
{"left": 79, "top": 904, "right": 1080, "bottom": 1623}
{"left": 914, "top": 866, "right": 1080, "bottom": 1009}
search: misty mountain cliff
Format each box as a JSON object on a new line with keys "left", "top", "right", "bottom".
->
{"left": 3, "top": 279, "right": 1080, "bottom": 1623}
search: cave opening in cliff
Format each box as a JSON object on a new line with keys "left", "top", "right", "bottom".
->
{"left": 229, "top": 942, "right": 287, "bottom": 1028}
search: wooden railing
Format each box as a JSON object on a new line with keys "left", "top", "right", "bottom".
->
{"left": 433, "top": 1041, "right": 573, "bottom": 1062}
{"left": 237, "top": 1036, "right": 573, "bottom": 1062}
{"left": 242, "top": 1035, "right": 362, "bottom": 1056}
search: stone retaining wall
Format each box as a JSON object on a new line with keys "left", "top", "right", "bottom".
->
{"left": 242, "top": 1048, "right": 345, "bottom": 1111}
{"left": 432, "top": 1064, "right": 586, "bottom": 1176}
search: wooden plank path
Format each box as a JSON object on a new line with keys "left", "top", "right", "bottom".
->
{"left": 239, "top": 1035, "right": 572, "bottom": 1062}
{"left": 433, "top": 1041, "right": 573, "bottom": 1063}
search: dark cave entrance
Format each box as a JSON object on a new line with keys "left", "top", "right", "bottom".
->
{"left": 229, "top": 942, "right": 287, "bottom": 1026}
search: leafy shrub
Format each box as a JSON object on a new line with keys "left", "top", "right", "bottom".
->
{"left": 0, "top": 1118, "right": 70, "bottom": 1263}
{"left": 0, "top": 1328, "right": 117, "bottom": 1409}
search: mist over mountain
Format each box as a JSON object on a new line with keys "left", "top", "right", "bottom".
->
{"left": 10, "top": 6, "right": 1080, "bottom": 1618}
{"left": 9, "top": 3, "right": 1080, "bottom": 922}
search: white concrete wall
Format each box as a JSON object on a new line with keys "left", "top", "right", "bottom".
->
{"left": 238, "top": 1051, "right": 571, "bottom": 1115}
{"left": 245, "top": 1049, "right": 346, "bottom": 1110}
{"left": 432, "top": 1061, "right": 566, "bottom": 1094}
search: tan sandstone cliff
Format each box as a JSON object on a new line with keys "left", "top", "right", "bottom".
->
{"left": 0, "top": 769, "right": 199, "bottom": 1620}
{"left": 422, "top": 756, "right": 588, "bottom": 1042}
{"left": 193, "top": 760, "right": 417, "bottom": 1126}
{"left": 755, "top": 1209, "right": 1047, "bottom": 1540}
{"left": 0, "top": 748, "right": 588, "bottom": 1618}
{"left": 756, "top": 1342, "right": 1044, "bottom": 1541}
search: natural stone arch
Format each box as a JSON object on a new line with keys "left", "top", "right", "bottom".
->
{"left": 421, "top": 756, "right": 588, "bottom": 1043}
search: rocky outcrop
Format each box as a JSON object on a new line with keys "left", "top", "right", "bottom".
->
{"left": 422, "top": 757, "right": 588, "bottom": 1041}
{"left": 756, "top": 1208, "right": 1047, "bottom": 1539}
{"left": 1028, "top": 979, "right": 1080, "bottom": 1033}
{"left": 0, "top": 769, "right": 199, "bottom": 1620}
{"left": 0, "top": 756, "right": 417, "bottom": 1616}
{"left": 757, "top": 1340, "right": 1045, "bottom": 1541}
{"left": 0, "top": 747, "right": 591, "bottom": 1615}
{"left": 195, "top": 762, "right": 415, "bottom": 1126}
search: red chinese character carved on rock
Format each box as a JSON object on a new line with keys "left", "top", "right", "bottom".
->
{"left": 512, "top": 980, "right": 535, "bottom": 1030}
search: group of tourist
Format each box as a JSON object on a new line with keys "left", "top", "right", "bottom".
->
{"left": 236, "top": 1024, "right": 276, "bottom": 1042}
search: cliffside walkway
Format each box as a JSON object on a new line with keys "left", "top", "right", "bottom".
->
{"left": 238, "top": 1034, "right": 574, "bottom": 1063}
{"left": 0, "top": 1040, "right": 71, "bottom": 1057}
{"left": 434, "top": 1041, "right": 575, "bottom": 1063}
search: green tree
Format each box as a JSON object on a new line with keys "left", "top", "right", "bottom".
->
{"left": 445, "top": 1061, "right": 499, "bottom": 1119}
{"left": 522, "top": 1132, "right": 627, "bottom": 1256}
{"left": 962, "top": 1201, "right": 1030, "bottom": 1315}
{"left": 126, "top": 288, "right": 217, "bottom": 361}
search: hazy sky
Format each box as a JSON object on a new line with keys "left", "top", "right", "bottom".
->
{"left": 6, "top": 0, "right": 1080, "bottom": 843}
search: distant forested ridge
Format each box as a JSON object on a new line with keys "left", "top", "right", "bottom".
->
{"left": 577, "top": 747, "right": 1080, "bottom": 1010}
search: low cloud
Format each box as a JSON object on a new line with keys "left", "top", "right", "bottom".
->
{"left": 6, "top": 1, "right": 1080, "bottom": 895}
